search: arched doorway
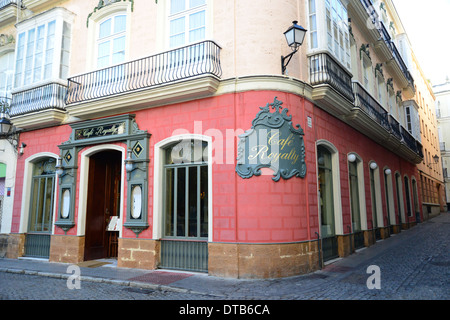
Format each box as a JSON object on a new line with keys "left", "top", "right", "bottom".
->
{"left": 84, "top": 150, "right": 122, "bottom": 261}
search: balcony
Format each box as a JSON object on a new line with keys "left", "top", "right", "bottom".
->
{"left": 345, "top": 82, "right": 422, "bottom": 163}
{"left": 10, "top": 82, "right": 67, "bottom": 129}
{"left": 66, "top": 40, "right": 222, "bottom": 119}
{"left": 358, "top": 0, "right": 414, "bottom": 97}
{"left": 0, "top": 0, "right": 21, "bottom": 27}
{"left": 347, "top": 81, "right": 391, "bottom": 142}
{"left": 308, "top": 52, "right": 355, "bottom": 118}
{"left": 388, "top": 115, "right": 402, "bottom": 141}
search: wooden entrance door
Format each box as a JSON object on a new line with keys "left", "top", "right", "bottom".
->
{"left": 84, "top": 150, "right": 121, "bottom": 261}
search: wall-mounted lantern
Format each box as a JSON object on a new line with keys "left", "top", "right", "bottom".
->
{"left": 281, "top": 20, "right": 307, "bottom": 75}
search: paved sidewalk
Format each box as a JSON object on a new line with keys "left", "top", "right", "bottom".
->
{"left": 1, "top": 212, "right": 449, "bottom": 300}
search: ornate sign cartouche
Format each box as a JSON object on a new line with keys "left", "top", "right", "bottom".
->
{"left": 236, "top": 97, "right": 306, "bottom": 182}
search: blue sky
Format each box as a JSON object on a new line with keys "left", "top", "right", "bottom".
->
{"left": 392, "top": 0, "right": 450, "bottom": 86}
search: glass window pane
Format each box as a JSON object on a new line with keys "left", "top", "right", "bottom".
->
{"left": 114, "top": 15, "right": 127, "bottom": 34}
{"left": 113, "top": 36, "right": 125, "bottom": 53}
{"left": 176, "top": 167, "right": 186, "bottom": 237}
{"left": 171, "top": 0, "right": 186, "bottom": 14}
{"left": 190, "top": 0, "right": 205, "bottom": 8}
{"left": 170, "top": 16, "right": 186, "bottom": 36}
{"left": 99, "top": 18, "right": 112, "bottom": 39}
{"left": 189, "top": 11, "right": 205, "bottom": 42}
{"left": 190, "top": 10, "right": 205, "bottom": 29}
{"left": 29, "top": 179, "right": 40, "bottom": 232}
{"left": 370, "top": 169, "right": 378, "bottom": 227}
{"left": 349, "top": 162, "right": 361, "bottom": 231}
{"left": 170, "top": 17, "right": 186, "bottom": 47}
{"left": 43, "top": 177, "right": 54, "bottom": 232}
{"left": 200, "top": 165, "right": 208, "bottom": 237}
{"left": 165, "top": 168, "right": 175, "bottom": 236}
{"left": 318, "top": 146, "right": 335, "bottom": 237}
{"left": 97, "top": 41, "right": 110, "bottom": 67}
{"left": 112, "top": 36, "right": 125, "bottom": 64}
{"left": 188, "top": 166, "right": 198, "bottom": 237}
{"left": 24, "top": 29, "right": 36, "bottom": 85}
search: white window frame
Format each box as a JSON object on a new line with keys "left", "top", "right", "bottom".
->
{"left": 165, "top": 0, "right": 211, "bottom": 50}
{"left": 13, "top": 7, "right": 74, "bottom": 90}
{"left": 307, "top": 0, "right": 351, "bottom": 71}
{"left": 86, "top": 1, "right": 131, "bottom": 71}
{"left": 0, "top": 51, "right": 14, "bottom": 99}
{"left": 96, "top": 13, "right": 127, "bottom": 69}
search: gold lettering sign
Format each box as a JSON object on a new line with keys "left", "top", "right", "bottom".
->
{"left": 75, "top": 122, "right": 126, "bottom": 140}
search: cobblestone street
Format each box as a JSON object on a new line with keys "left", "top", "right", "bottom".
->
{"left": 0, "top": 213, "right": 449, "bottom": 302}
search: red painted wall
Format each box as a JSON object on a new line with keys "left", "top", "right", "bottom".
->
{"left": 11, "top": 90, "right": 421, "bottom": 243}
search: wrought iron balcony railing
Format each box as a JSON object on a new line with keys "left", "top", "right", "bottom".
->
{"left": 387, "top": 39, "right": 414, "bottom": 87}
{"left": 308, "top": 52, "right": 354, "bottom": 102}
{"left": 400, "top": 125, "right": 419, "bottom": 154}
{"left": 10, "top": 82, "right": 67, "bottom": 117}
{"left": 352, "top": 81, "right": 390, "bottom": 131}
{"left": 360, "top": 0, "right": 414, "bottom": 88}
{"left": 388, "top": 114, "right": 402, "bottom": 140}
{"left": 66, "top": 40, "right": 222, "bottom": 105}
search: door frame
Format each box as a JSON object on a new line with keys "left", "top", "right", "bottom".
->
{"left": 77, "top": 144, "right": 126, "bottom": 240}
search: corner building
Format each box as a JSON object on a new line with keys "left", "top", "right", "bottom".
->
{"left": 0, "top": 0, "right": 428, "bottom": 278}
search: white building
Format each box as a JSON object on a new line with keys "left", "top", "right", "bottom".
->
{"left": 434, "top": 77, "right": 450, "bottom": 208}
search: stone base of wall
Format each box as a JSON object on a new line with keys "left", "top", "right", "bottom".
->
{"left": 208, "top": 241, "right": 319, "bottom": 279}
{"left": 337, "top": 235, "right": 352, "bottom": 257}
{"left": 364, "top": 230, "right": 375, "bottom": 247}
{"left": 118, "top": 238, "right": 160, "bottom": 270}
{"left": 49, "top": 235, "right": 85, "bottom": 264}
{"left": 392, "top": 225, "right": 401, "bottom": 234}
{"left": 380, "top": 227, "right": 390, "bottom": 239}
{"left": 0, "top": 234, "right": 25, "bottom": 259}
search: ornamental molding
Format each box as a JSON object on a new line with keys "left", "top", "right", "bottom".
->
{"left": 86, "top": 0, "right": 134, "bottom": 27}
{"left": 0, "top": 34, "right": 14, "bottom": 47}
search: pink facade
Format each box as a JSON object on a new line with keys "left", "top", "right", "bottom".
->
{"left": 11, "top": 90, "right": 422, "bottom": 244}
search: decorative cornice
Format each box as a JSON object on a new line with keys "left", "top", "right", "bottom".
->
{"left": 86, "top": 0, "right": 134, "bottom": 27}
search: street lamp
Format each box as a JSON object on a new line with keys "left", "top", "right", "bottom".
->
{"left": 281, "top": 21, "right": 307, "bottom": 75}
{"left": 0, "top": 98, "right": 20, "bottom": 151}
{"left": 433, "top": 154, "right": 439, "bottom": 163}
